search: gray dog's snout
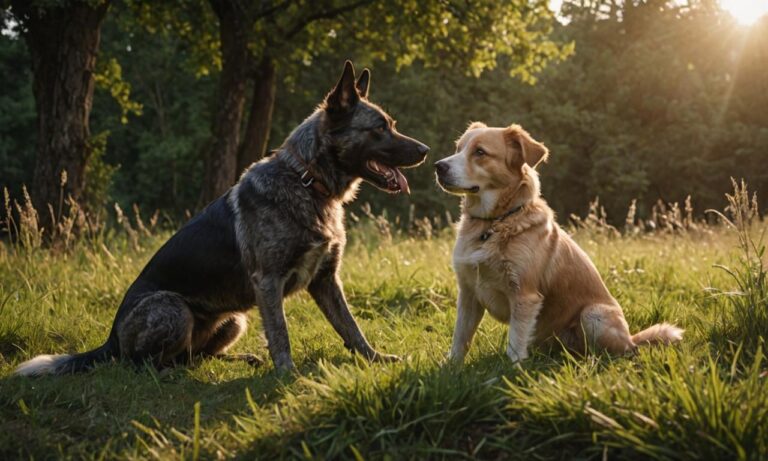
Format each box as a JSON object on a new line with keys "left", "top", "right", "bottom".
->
{"left": 434, "top": 160, "right": 449, "bottom": 175}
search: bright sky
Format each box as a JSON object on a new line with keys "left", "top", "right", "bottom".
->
{"left": 548, "top": 0, "right": 768, "bottom": 26}
{"left": 720, "top": 0, "right": 768, "bottom": 25}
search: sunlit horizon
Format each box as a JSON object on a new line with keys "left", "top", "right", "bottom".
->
{"left": 720, "top": 0, "right": 768, "bottom": 25}
{"left": 548, "top": 1, "right": 768, "bottom": 26}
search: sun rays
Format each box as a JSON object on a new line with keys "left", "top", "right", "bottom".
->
{"left": 720, "top": 0, "right": 768, "bottom": 26}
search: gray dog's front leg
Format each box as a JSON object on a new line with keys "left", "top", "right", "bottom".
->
{"left": 308, "top": 270, "right": 398, "bottom": 363}
{"left": 254, "top": 275, "right": 295, "bottom": 371}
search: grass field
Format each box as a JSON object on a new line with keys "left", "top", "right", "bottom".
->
{"left": 1, "top": 206, "right": 767, "bottom": 460}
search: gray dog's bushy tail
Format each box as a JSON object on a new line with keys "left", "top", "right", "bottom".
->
{"left": 14, "top": 342, "right": 115, "bottom": 376}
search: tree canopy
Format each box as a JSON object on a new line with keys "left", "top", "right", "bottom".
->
{"left": 1, "top": 0, "right": 766, "bottom": 226}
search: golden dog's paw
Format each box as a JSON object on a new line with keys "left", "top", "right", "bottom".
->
{"left": 443, "top": 352, "right": 465, "bottom": 366}
{"left": 506, "top": 347, "right": 529, "bottom": 363}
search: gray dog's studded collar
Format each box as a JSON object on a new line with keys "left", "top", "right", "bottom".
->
{"left": 470, "top": 204, "right": 525, "bottom": 241}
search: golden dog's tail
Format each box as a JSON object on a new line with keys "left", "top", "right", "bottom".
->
{"left": 631, "top": 322, "right": 684, "bottom": 346}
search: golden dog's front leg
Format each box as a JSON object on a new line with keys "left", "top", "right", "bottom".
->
{"left": 448, "top": 283, "right": 484, "bottom": 363}
{"left": 506, "top": 292, "right": 543, "bottom": 363}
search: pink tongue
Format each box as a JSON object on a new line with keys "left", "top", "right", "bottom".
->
{"left": 394, "top": 168, "right": 410, "bottom": 194}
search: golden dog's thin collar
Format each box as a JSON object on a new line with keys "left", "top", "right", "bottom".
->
{"left": 472, "top": 204, "right": 525, "bottom": 241}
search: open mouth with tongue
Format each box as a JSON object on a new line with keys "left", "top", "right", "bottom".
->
{"left": 366, "top": 160, "right": 411, "bottom": 194}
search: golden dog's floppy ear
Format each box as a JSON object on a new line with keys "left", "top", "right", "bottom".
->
{"left": 466, "top": 121, "right": 487, "bottom": 131}
{"left": 504, "top": 124, "right": 549, "bottom": 168}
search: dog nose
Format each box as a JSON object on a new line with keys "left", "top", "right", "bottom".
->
{"left": 434, "top": 160, "right": 448, "bottom": 175}
{"left": 416, "top": 141, "right": 430, "bottom": 156}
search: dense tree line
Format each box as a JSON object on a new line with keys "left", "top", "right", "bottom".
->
{"left": 1, "top": 0, "right": 766, "bottom": 227}
{"left": 1, "top": 0, "right": 565, "bottom": 227}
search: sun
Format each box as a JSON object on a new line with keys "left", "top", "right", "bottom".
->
{"left": 720, "top": 0, "right": 768, "bottom": 26}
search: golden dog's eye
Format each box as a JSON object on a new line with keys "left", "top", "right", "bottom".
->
{"left": 474, "top": 148, "right": 486, "bottom": 157}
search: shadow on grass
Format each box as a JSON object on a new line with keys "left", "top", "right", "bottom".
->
{"left": 234, "top": 350, "right": 570, "bottom": 460}
{"left": 3, "top": 344, "right": 733, "bottom": 460}
{"left": 3, "top": 346, "right": 482, "bottom": 459}
{"left": 0, "top": 354, "right": 305, "bottom": 459}
{"left": 232, "top": 343, "right": 767, "bottom": 460}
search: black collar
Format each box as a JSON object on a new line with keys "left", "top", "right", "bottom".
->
{"left": 470, "top": 204, "right": 525, "bottom": 241}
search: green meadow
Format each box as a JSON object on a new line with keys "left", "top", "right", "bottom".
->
{"left": 1, "top": 197, "right": 766, "bottom": 460}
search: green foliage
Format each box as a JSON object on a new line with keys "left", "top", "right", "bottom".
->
{"left": 1, "top": 0, "right": 766, "bottom": 223}
{"left": 94, "top": 57, "right": 143, "bottom": 124}
{"left": 708, "top": 180, "right": 768, "bottom": 349}
{"left": 120, "top": 0, "right": 220, "bottom": 77}
{"left": 261, "top": 2, "right": 768, "bottom": 223}
{"left": 83, "top": 131, "right": 118, "bottom": 216}
{"left": 0, "top": 33, "right": 35, "bottom": 197}
{"left": 90, "top": 8, "right": 213, "bottom": 211}
{"left": 302, "top": 0, "right": 573, "bottom": 81}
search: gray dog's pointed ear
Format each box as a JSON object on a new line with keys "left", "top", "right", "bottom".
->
{"left": 356, "top": 68, "right": 370, "bottom": 98}
{"left": 326, "top": 60, "right": 359, "bottom": 113}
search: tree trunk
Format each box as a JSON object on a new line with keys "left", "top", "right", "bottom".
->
{"left": 200, "top": 0, "right": 251, "bottom": 205}
{"left": 237, "top": 58, "right": 277, "bottom": 173}
{"left": 11, "top": 0, "right": 109, "bottom": 228}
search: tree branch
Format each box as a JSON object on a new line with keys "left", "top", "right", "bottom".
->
{"left": 285, "top": 0, "right": 374, "bottom": 39}
{"left": 254, "top": 0, "right": 292, "bottom": 21}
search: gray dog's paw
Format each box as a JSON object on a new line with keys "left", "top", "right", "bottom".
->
{"left": 274, "top": 358, "right": 298, "bottom": 376}
{"left": 371, "top": 352, "right": 401, "bottom": 363}
{"left": 217, "top": 353, "right": 263, "bottom": 368}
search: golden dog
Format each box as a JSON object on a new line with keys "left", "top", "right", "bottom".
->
{"left": 435, "top": 122, "right": 683, "bottom": 363}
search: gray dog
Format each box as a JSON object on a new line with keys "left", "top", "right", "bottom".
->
{"left": 16, "top": 61, "right": 429, "bottom": 376}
